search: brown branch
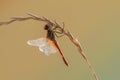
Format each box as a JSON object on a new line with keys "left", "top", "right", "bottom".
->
{"left": 64, "top": 31, "right": 99, "bottom": 80}
{"left": 0, "top": 13, "right": 54, "bottom": 26}
{"left": 0, "top": 13, "right": 99, "bottom": 80}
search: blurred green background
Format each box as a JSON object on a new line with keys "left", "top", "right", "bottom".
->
{"left": 0, "top": 0, "right": 120, "bottom": 80}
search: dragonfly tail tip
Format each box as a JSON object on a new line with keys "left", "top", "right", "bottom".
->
{"left": 62, "top": 57, "right": 69, "bottom": 67}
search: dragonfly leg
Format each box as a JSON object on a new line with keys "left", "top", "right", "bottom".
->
{"left": 54, "top": 32, "right": 64, "bottom": 38}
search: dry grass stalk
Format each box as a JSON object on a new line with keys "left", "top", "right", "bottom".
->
{"left": 0, "top": 13, "right": 99, "bottom": 80}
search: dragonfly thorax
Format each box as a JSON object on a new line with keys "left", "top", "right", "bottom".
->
{"left": 47, "top": 30, "right": 55, "bottom": 41}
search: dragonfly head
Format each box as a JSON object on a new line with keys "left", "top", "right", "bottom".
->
{"left": 44, "top": 24, "right": 50, "bottom": 30}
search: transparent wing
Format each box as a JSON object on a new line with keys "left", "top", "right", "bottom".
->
{"left": 27, "top": 38, "right": 58, "bottom": 56}
{"left": 27, "top": 38, "right": 47, "bottom": 47}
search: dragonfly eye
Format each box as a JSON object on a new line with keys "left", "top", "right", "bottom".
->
{"left": 44, "top": 24, "right": 50, "bottom": 30}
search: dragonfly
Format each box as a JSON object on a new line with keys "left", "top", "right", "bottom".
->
{"left": 27, "top": 24, "right": 68, "bottom": 66}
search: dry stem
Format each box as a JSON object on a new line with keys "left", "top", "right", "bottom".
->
{"left": 0, "top": 13, "right": 99, "bottom": 80}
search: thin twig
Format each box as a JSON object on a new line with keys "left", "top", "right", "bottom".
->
{"left": 64, "top": 31, "right": 99, "bottom": 80}
{"left": 0, "top": 13, "right": 99, "bottom": 80}
{"left": 0, "top": 13, "right": 53, "bottom": 26}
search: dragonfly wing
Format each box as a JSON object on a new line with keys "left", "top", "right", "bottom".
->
{"left": 27, "top": 38, "right": 58, "bottom": 56}
{"left": 27, "top": 38, "right": 47, "bottom": 47}
{"left": 39, "top": 43, "right": 58, "bottom": 56}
